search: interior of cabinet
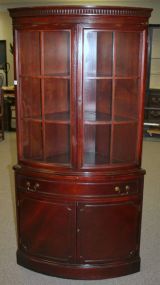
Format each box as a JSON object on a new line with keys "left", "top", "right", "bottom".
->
{"left": 18, "top": 28, "right": 142, "bottom": 167}
{"left": 83, "top": 30, "right": 141, "bottom": 166}
{"left": 19, "top": 30, "right": 71, "bottom": 164}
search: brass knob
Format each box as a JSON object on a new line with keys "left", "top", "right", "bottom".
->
{"left": 125, "top": 185, "right": 130, "bottom": 194}
{"left": 125, "top": 185, "right": 130, "bottom": 190}
{"left": 34, "top": 183, "right": 40, "bottom": 191}
{"left": 26, "top": 181, "right": 31, "bottom": 191}
{"left": 115, "top": 186, "right": 120, "bottom": 193}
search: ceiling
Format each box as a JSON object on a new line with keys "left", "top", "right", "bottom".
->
{"left": 0, "top": 0, "right": 159, "bottom": 11}
{"left": 0, "top": 0, "right": 157, "bottom": 10}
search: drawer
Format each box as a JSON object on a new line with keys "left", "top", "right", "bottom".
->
{"left": 16, "top": 174, "right": 140, "bottom": 198}
{"left": 16, "top": 175, "right": 73, "bottom": 195}
{"left": 74, "top": 180, "right": 140, "bottom": 197}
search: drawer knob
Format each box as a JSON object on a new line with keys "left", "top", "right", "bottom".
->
{"left": 34, "top": 183, "right": 40, "bottom": 191}
{"left": 125, "top": 185, "right": 130, "bottom": 190}
{"left": 115, "top": 186, "right": 120, "bottom": 193}
{"left": 125, "top": 185, "right": 130, "bottom": 194}
{"left": 26, "top": 181, "right": 31, "bottom": 191}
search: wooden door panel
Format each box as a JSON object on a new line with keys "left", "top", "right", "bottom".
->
{"left": 77, "top": 200, "right": 140, "bottom": 263}
{"left": 18, "top": 194, "right": 75, "bottom": 262}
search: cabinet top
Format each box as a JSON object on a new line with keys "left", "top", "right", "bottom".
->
{"left": 9, "top": 6, "right": 152, "bottom": 18}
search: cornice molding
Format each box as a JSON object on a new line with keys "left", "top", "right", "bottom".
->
{"left": 9, "top": 6, "right": 152, "bottom": 18}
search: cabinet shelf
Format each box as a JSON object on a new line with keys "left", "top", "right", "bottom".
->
{"left": 45, "top": 112, "right": 70, "bottom": 124}
{"left": 45, "top": 153, "right": 70, "bottom": 164}
{"left": 19, "top": 74, "right": 70, "bottom": 79}
{"left": 22, "top": 112, "right": 70, "bottom": 124}
{"left": 84, "top": 152, "right": 110, "bottom": 165}
{"left": 85, "top": 75, "right": 140, "bottom": 80}
{"left": 83, "top": 152, "right": 135, "bottom": 165}
{"left": 84, "top": 111, "right": 137, "bottom": 125}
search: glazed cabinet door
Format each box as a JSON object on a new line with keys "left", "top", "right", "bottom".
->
{"left": 78, "top": 26, "right": 145, "bottom": 168}
{"left": 77, "top": 199, "right": 141, "bottom": 264}
{"left": 18, "top": 193, "right": 76, "bottom": 263}
{"left": 16, "top": 25, "right": 76, "bottom": 167}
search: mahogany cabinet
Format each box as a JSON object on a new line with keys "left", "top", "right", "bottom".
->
{"left": 9, "top": 6, "right": 152, "bottom": 280}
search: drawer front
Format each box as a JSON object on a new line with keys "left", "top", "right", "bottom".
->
{"left": 16, "top": 174, "right": 141, "bottom": 198}
{"left": 16, "top": 175, "right": 72, "bottom": 195}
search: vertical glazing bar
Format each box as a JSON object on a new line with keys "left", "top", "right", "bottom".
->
{"left": 40, "top": 31, "right": 46, "bottom": 161}
{"left": 110, "top": 31, "right": 115, "bottom": 163}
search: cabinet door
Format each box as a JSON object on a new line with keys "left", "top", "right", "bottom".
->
{"left": 77, "top": 200, "right": 141, "bottom": 264}
{"left": 18, "top": 194, "right": 75, "bottom": 263}
{"left": 16, "top": 26, "right": 76, "bottom": 167}
{"left": 79, "top": 26, "right": 144, "bottom": 168}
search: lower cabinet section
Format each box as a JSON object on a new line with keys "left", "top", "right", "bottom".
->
{"left": 18, "top": 194, "right": 75, "bottom": 263}
{"left": 77, "top": 201, "right": 140, "bottom": 263}
{"left": 16, "top": 173, "right": 143, "bottom": 279}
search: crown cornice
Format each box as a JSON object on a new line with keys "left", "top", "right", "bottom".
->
{"left": 9, "top": 6, "right": 152, "bottom": 18}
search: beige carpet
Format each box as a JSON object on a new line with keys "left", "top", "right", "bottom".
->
{"left": 0, "top": 132, "right": 160, "bottom": 285}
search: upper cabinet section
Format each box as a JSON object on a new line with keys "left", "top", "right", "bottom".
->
{"left": 10, "top": 6, "right": 152, "bottom": 171}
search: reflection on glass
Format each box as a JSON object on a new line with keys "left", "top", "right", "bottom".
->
{"left": 19, "top": 31, "right": 40, "bottom": 75}
{"left": 83, "top": 79, "right": 112, "bottom": 122}
{"left": 84, "top": 31, "right": 113, "bottom": 77}
{"left": 116, "top": 32, "right": 141, "bottom": 76}
{"left": 45, "top": 123, "right": 70, "bottom": 164}
{"left": 22, "top": 121, "right": 43, "bottom": 160}
{"left": 84, "top": 125, "right": 111, "bottom": 165}
{"left": 112, "top": 123, "right": 138, "bottom": 163}
{"left": 44, "top": 78, "right": 70, "bottom": 122}
{"left": 21, "top": 78, "right": 42, "bottom": 119}
{"left": 44, "top": 31, "right": 70, "bottom": 76}
{"left": 114, "top": 79, "right": 139, "bottom": 121}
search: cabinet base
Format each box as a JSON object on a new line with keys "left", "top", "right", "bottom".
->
{"left": 17, "top": 250, "right": 140, "bottom": 280}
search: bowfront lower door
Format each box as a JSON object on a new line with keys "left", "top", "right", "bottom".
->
{"left": 79, "top": 26, "right": 145, "bottom": 169}
{"left": 16, "top": 25, "right": 76, "bottom": 168}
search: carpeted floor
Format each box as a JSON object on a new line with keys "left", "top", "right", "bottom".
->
{"left": 0, "top": 132, "right": 160, "bottom": 285}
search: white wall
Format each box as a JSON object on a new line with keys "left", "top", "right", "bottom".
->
{"left": 0, "top": 0, "right": 160, "bottom": 86}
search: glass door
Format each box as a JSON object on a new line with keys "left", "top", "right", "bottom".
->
{"left": 81, "top": 27, "right": 143, "bottom": 168}
{"left": 17, "top": 27, "right": 75, "bottom": 167}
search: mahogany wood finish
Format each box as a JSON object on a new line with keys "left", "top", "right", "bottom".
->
{"left": 9, "top": 6, "right": 152, "bottom": 280}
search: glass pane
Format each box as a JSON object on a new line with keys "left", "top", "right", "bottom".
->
{"left": 84, "top": 79, "right": 112, "bottom": 122}
{"left": 114, "top": 79, "right": 139, "bottom": 121}
{"left": 21, "top": 78, "right": 42, "bottom": 119}
{"left": 84, "top": 31, "right": 113, "bottom": 77}
{"left": 116, "top": 32, "right": 141, "bottom": 76}
{"left": 84, "top": 125, "right": 111, "bottom": 165}
{"left": 44, "top": 78, "right": 70, "bottom": 121}
{"left": 19, "top": 31, "right": 40, "bottom": 75}
{"left": 22, "top": 121, "right": 43, "bottom": 160}
{"left": 45, "top": 123, "right": 70, "bottom": 164}
{"left": 44, "top": 31, "right": 70, "bottom": 75}
{"left": 112, "top": 123, "right": 138, "bottom": 164}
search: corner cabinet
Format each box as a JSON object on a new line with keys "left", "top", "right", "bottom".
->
{"left": 9, "top": 6, "right": 152, "bottom": 280}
